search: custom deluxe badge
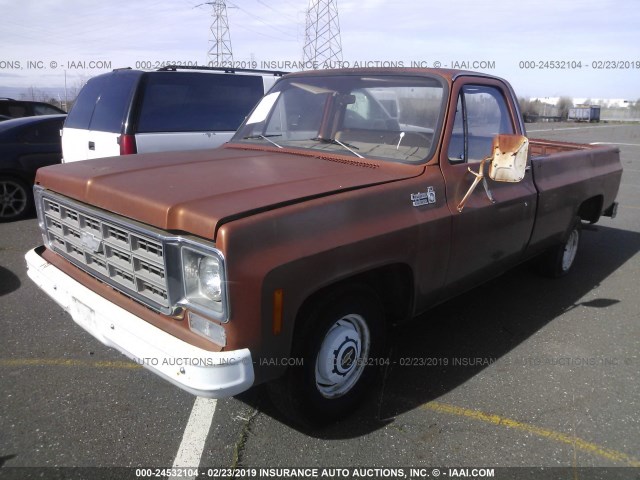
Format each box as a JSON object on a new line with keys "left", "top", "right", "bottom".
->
{"left": 411, "top": 187, "right": 436, "bottom": 207}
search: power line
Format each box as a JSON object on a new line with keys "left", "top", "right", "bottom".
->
{"left": 228, "top": 2, "right": 298, "bottom": 39}
{"left": 254, "top": 0, "right": 300, "bottom": 23}
{"left": 232, "top": 22, "right": 294, "bottom": 42}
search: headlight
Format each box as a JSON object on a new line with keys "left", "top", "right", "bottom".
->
{"left": 181, "top": 246, "right": 227, "bottom": 319}
{"left": 199, "top": 256, "right": 222, "bottom": 302}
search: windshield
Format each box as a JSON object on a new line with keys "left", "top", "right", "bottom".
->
{"left": 233, "top": 74, "right": 446, "bottom": 164}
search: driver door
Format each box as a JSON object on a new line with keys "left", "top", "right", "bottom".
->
{"left": 440, "top": 79, "right": 537, "bottom": 294}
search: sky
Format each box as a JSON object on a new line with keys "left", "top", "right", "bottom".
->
{"left": 1, "top": 0, "right": 639, "bottom": 102}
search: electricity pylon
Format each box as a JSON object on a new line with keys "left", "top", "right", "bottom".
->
{"left": 206, "top": 1, "right": 233, "bottom": 66}
{"left": 302, "top": 0, "right": 343, "bottom": 67}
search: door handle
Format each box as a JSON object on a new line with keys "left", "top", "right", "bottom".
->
{"left": 88, "top": 141, "right": 95, "bottom": 150}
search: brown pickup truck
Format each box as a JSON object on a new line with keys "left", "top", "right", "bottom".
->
{"left": 26, "top": 68, "right": 622, "bottom": 423}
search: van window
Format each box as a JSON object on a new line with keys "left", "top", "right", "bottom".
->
{"left": 64, "top": 73, "right": 137, "bottom": 132}
{"left": 89, "top": 74, "right": 138, "bottom": 132}
{"left": 64, "top": 77, "right": 104, "bottom": 129}
{"left": 136, "top": 73, "right": 264, "bottom": 133}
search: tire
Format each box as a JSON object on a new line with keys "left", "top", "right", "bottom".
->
{"left": 0, "top": 176, "right": 33, "bottom": 222}
{"left": 268, "top": 285, "right": 385, "bottom": 426}
{"left": 538, "top": 217, "right": 581, "bottom": 278}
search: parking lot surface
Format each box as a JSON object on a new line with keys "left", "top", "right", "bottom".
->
{"left": 1, "top": 123, "right": 638, "bottom": 478}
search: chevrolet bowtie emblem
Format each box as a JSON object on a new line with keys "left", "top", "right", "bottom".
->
{"left": 80, "top": 231, "right": 103, "bottom": 253}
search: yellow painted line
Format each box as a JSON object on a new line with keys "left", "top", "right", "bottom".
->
{"left": 422, "top": 401, "right": 640, "bottom": 467}
{"left": 0, "top": 358, "right": 141, "bottom": 369}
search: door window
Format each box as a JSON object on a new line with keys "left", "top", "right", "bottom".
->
{"left": 448, "top": 85, "right": 514, "bottom": 163}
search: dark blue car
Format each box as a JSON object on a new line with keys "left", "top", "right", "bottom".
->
{"left": 0, "top": 114, "right": 66, "bottom": 221}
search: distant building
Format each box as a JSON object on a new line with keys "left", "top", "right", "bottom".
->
{"left": 524, "top": 97, "right": 639, "bottom": 122}
{"left": 573, "top": 98, "right": 630, "bottom": 108}
{"left": 530, "top": 97, "right": 632, "bottom": 108}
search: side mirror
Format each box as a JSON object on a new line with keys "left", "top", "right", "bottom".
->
{"left": 457, "top": 134, "right": 530, "bottom": 212}
{"left": 488, "top": 134, "right": 529, "bottom": 183}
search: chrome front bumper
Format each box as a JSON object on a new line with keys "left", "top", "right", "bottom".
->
{"left": 25, "top": 247, "right": 254, "bottom": 398}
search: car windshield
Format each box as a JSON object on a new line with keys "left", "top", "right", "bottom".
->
{"left": 233, "top": 74, "right": 446, "bottom": 164}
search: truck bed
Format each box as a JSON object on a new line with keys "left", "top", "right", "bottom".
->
{"left": 530, "top": 138, "right": 595, "bottom": 157}
{"left": 527, "top": 139, "right": 622, "bottom": 252}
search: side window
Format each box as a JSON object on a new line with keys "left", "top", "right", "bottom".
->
{"left": 448, "top": 96, "right": 465, "bottom": 161}
{"left": 4, "top": 104, "right": 28, "bottom": 118}
{"left": 33, "top": 104, "right": 63, "bottom": 115}
{"left": 137, "top": 73, "right": 264, "bottom": 133}
{"left": 447, "top": 85, "right": 514, "bottom": 163}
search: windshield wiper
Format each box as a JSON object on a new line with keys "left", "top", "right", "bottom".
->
{"left": 310, "top": 137, "right": 363, "bottom": 159}
{"left": 243, "top": 134, "right": 283, "bottom": 149}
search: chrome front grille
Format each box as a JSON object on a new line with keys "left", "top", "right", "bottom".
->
{"left": 41, "top": 195, "right": 170, "bottom": 309}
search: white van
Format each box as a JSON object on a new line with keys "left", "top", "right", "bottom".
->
{"left": 62, "top": 66, "right": 285, "bottom": 162}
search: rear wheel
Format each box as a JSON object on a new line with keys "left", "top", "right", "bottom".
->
{"left": 268, "top": 285, "right": 385, "bottom": 425}
{"left": 538, "top": 217, "right": 581, "bottom": 277}
{"left": 0, "top": 176, "right": 33, "bottom": 222}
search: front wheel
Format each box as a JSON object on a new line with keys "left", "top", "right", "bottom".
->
{"left": 268, "top": 285, "right": 385, "bottom": 425}
{"left": 315, "top": 312, "right": 372, "bottom": 399}
{"left": 538, "top": 217, "right": 581, "bottom": 278}
{"left": 0, "top": 176, "right": 33, "bottom": 222}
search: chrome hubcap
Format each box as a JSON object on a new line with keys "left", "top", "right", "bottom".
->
{"left": 315, "top": 314, "right": 370, "bottom": 398}
{"left": 0, "top": 180, "right": 27, "bottom": 218}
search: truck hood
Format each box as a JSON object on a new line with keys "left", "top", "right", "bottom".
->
{"left": 35, "top": 146, "right": 423, "bottom": 240}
